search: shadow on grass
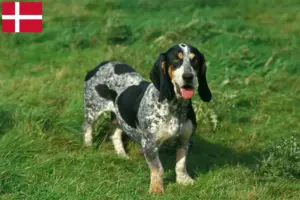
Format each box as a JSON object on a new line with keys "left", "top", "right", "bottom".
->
{"left": 160, "top": 135, "right": 261, "bottom": 183}
{"left": 90, "top": 119, "right": 261, "bottom": 184}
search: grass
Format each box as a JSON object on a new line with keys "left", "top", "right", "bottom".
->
{"left": 0, "top": 0, "right": 300, "bottom": 199}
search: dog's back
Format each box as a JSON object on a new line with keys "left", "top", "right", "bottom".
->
{"left": 83, "top": 61, "right": 144, "bottom": 125}
{"left": 84, "top": 61, "right": 144, "bottom": 96}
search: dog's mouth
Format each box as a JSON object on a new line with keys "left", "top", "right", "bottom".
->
{"left": 175, "top": 84, "right": 195, "bottom": 99}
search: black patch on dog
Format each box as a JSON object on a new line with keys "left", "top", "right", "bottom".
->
{"left": 114, "top": 63, "right": 136, "bottom": 75}
{"left": 95, "top": 84, "right": 117, "bottom": 101}
{"left": 117, "top": 81, "right": 150, "bottom": 128}
{"left": 85, "top": 61, "right": 110, "bottom": 81}
{"left": 187, "top": 101, "right": 196, "bottom": 127}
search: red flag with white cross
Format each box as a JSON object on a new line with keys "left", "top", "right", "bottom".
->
{"left": 2, "top": 2, "right": 42, "bottom": 33}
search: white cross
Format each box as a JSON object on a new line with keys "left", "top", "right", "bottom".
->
{"left": 2, "top": 2, "right": 42, "bottom": 32}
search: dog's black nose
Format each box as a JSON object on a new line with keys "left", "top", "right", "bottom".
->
{"left": 182, "top": 73, "right": 194, "bottom": 82}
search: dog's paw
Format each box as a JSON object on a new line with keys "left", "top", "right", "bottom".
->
{"left": 118, "top": 152, "right": 130, "bottom": 159}
{"left": 149, "top": 181, "right": 164, "bottom": 194}
{"left": 176, "top": 174, "right": 194, "bottom": 185}
{"left": 149, "top": 170, "right": 164, "bottom": 194}
{"left": 84, "top": 141, "right": 93, "bottom": 148}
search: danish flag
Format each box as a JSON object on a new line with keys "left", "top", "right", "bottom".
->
{"left": 2, "top": 2, "right": 42, "bottom": 33}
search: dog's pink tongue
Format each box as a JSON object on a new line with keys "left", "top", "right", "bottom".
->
{"left": 180, "top": 88, "right": 194, "bottom": 99}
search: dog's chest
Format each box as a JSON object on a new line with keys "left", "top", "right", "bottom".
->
{"left": 152, "top": 103, "right": 188, "bottom": 143}
{"left": 156, "top": 117, "right": 181, "bottom": 141}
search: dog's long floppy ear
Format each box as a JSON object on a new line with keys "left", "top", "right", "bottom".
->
{"left": 150, "top": 53, "right": 174, "bottom": 102}
{"left": 197, "top": 60, "right": 212, "bottom": 102}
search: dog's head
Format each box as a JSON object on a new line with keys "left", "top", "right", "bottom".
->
{"left": 150, "top": 43, "right": 212, "bottom": 102}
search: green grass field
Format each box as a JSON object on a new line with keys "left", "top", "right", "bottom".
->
{"left": 0, "top": 0, "right": 300, "bottom": 199}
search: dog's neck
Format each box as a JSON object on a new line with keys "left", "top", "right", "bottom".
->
{"left": 169, "top": 98, "right": 190, "bottom": 112}
{"left": 157, "top": 95, "right": 191, "bottom": 116}
{"left": 150, "top": 83, "right": 191, "bottom": 115}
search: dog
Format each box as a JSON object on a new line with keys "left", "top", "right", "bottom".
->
{"left": 82, "top": 43, "right": 212, "bottom": 194}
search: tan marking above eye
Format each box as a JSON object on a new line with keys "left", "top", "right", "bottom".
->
{"left": 189, "top": 53, "right": 195, "bottom": 59}
{"left": 177, "top": 52, "right": 183, "bottom": 59}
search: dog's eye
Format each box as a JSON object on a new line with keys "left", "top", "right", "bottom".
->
{"left": 190, "top": 58, "right": 197, "bottom": 64}
{"left": 190, "top": 59, "right": 199, "bottom": 71}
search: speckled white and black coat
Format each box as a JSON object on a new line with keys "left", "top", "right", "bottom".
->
{"left": 82, "top": 44, "right": 212, "bottom": 194}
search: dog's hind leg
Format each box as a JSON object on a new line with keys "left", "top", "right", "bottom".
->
{"left": 83, "top": 81, "right": 117, "bottom": 147}
{"left": 82, "top": 120, "right": 93, "bottom": 147}
{"left": 82, "top": 103, "right": 114, "bottom": 147}
{"left": 110, "top": 127, "right": 129, "bottom": 159}
{"left": 82, "top": 106, "right": 99, "bottom": 147}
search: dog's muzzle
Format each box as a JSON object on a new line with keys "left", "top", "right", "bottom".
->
{"left": 179, "top": 73, "right": 195, "bottom": 99}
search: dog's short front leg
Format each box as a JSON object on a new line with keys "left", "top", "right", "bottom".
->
{"left": 176, "top": 120, "right": 194, "bottom": 185}
{"left": 176, "top": 144, "right": 194, "bottom": 185}
{"left": 144, "top": 148, "right": 164, "bottom": 194}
